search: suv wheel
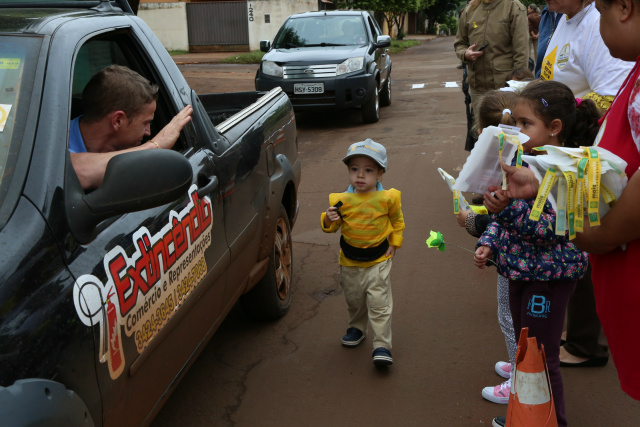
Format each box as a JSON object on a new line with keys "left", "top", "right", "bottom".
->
{"left": 241, "top": 205, "right": 292, "bottom": 320}
{"left": 380, "top": 76, "right": 391, "bottom": 107}
{"left": 362, "top": 84, "right": 380, "bottom": 123}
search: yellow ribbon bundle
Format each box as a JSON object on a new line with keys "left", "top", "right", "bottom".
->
{"left": 524, "top": 146, "right": 627, "bottom": 239}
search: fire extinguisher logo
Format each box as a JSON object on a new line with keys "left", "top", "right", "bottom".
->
{"left": 74, "top": 277, "right": 125, "bottom": 379}
{"left": 106, "top": 288, "right": 125, "bottom": 379}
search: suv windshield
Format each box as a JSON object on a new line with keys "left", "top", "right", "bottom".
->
{"left": 274, "top": 15, "right": 367, "bottom": 48}
{"left": 0, "top": 36, "right": 42, "bottom": 226}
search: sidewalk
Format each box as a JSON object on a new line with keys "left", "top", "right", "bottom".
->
{"left": 172, "top": 34, "right": 437, "bottom": 65}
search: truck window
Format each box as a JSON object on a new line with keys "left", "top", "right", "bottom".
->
{"left": 70, "top": 32, "right": 187, "bottom": 152}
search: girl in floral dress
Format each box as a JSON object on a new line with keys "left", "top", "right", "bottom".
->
{"left": 473, "top": 80, "right": 601, "bottom": 427}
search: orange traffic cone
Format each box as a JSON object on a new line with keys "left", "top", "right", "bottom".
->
{"left": 505, "top": 327, "right": 557, "bottom": 427}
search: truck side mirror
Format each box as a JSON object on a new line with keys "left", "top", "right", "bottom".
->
{"left": 66, "top": 150, "right": 193, "bottom": 244}
{"left": 260, "top": 40, "right": 271, "bottom": 53}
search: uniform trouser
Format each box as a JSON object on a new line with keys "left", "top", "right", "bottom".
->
{"left": 340, "top": 258, "right": 393, "bottom": 350}
{"left": 529, "top": 37, "right": 538, "bottom": 63}
{"left": 469, "top": 86, "right": 487, "bottom": 123}
{"left": 509, "top": 279, "right": 576, "bottom": 427}
{"left": 497, "top": 275, "right": 517, "bottom": 365}
{"left": 564, "top": 265, "right": 609, "bottom": 359}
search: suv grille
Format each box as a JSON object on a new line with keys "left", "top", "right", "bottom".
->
{"left": 283, "top": 64, "right": 337, "bottom": 79}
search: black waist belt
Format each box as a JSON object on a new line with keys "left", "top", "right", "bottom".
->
{"left": 340, "top": 236, "right": 389, "bottom": 261}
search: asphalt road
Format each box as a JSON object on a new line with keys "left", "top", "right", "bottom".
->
{"left": 152, "top": 36, "right": 640, "bottom": 427}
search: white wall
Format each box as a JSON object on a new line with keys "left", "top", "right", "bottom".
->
{"left": 138, "top": 2, "right": 189, "bottom": 51}
{"left": 139, "top": 0, "right": 319, "bottom": 52}
{"left": 248, "top": 0, "right": 317, "bottom": 50}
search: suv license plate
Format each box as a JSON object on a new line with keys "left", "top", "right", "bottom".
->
{"left": 294, "top": 83, "right": 324, "bottom": 94}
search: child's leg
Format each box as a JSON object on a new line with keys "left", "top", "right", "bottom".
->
{"left": 365, "top": 258, "right": 393, "bottom": 349}
{"left": 509, "top": 279, "right": 576, "bottom": 427}
{"left": 497, "top": 275, "right": 517, "bottom": 365}
{"left": 340, "top": 265, "right": 369, "bottom": 334}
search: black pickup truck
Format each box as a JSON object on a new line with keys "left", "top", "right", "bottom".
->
{"left": 0, "top": 1, "right": 300, "bottom": 426}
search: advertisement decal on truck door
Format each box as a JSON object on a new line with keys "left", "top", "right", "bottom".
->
{"left": 73, "top": 186, "right": 212, "bottom": 380}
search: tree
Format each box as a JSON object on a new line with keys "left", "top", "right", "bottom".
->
{"left": 422, "top": 0, "right": 459, "bottom": 34}
{"left": 334, "top": 0, "right": 433, "bottom": 38}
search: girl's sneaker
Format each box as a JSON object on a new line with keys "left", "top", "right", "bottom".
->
{"left": 482, "top": 378, "right": 511, "bottom": 404}
{"left": 495, "top": 361, "right": 512, "bottom": 379}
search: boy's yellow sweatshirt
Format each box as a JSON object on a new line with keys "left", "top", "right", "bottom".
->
{"left": 321, "top": 189, "right": 405, "bottom": 268}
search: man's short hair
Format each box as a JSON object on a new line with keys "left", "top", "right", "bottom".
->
{"left": 82, "top": 65, "right": 159, "bottom": 123}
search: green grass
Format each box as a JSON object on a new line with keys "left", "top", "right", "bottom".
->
{"left": 167, "top": 50, "right": 189, "bottom": 56}
{"left": 218, "top": 50, "right": 266, "bottom": 64}
{"left": 388, "top": 39, "right": 421, "bottom": 55}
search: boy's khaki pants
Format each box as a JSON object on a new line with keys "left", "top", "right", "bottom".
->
{"left": 340, "top": 258, "right": 393, "bottom": 350}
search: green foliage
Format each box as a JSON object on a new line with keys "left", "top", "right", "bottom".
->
{"left": 388, "top": 38, "right": 421, "bottom": 54}
{"left": 218, "top": 50, "right": 265, "bottom": 64}
{"left": 423, "top": 0, "right": 460, "bottom": 34}
{"left": 167, "top": 50, "right": 189, "bottom": 56}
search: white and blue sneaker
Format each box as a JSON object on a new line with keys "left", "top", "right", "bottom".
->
{"left": 341, "top": 327, "right": 365, "bottom": 347}
{"left": 372, "top": 347, "right": 393, "bottom": 366}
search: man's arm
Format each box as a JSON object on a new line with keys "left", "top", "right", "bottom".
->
{"left": 71, "top": 105, "right": 192, "bottom": 190}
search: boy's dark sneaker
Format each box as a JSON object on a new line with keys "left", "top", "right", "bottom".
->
{"left": 372, "top": 347, "right": 393, "bottom": 366}
{"left": 341, "top": 327, "right": 365, "bottom": 347}
{"left": 492, "top": 416, "right": 506, "bottom": 427}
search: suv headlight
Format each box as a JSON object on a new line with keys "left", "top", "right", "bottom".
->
{"left": 337, "top": 57, "right": 364, "bottom": 75}
{"left": 262, "top": 61, "right": 283, "bottom": 78}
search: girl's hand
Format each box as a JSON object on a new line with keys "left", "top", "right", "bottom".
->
{"left": 464, "top": 44, "right": 484, "bottom": 61}
{"left": 456, "top": 209, "right": 471, "bottom": 227}
{"left": 385, "top": 245, "right": 397, "bottom": 258}
{"left": 474, "top": 246, "right": 493, "bottom": 269}
{"left": 484, "top": 190, "right": 510, "bottom": 214}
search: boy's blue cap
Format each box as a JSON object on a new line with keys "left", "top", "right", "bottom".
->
{"left": 342, "top": 138, "right": 387, "bottom": 171}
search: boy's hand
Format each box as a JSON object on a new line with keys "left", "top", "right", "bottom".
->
{"left": 483, "top": 190, "right": 510, "bottom": 214}
{"left": 456, "top": 209, "right": 471, "bottom": 227}
{"left": 474, "top": 246, "right": 493, "bottom": 269}
{"left": 385, "top": 245, "right": 397, "bottom": 258}
{"left": 325, "top": 206, "right": 341, "bottom": 223}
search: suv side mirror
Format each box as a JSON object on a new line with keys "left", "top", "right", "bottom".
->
{"left": 376, "top": 35, "right": 391, "bottom": 48}
{"left": 260, "top": 40, "right": 271, "bottom": 53}
{"left": 368, "top": 35, "right": 391, "bottom": 55}
{"left": 67, "top": 150, "right": 193, "bottom": 244}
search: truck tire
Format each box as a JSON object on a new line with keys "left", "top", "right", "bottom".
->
{"left": 380, "top": 76, "right": 391, "bottom": 107}
{"left": 361, "top": 84, "right": 380, "bottom": 123}
{"left": 241, "top": 205, "right": 292, "bottom": 320}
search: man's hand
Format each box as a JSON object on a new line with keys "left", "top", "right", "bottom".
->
{"left": 152, "top": 105, "right": 193, "bottom": 149}
{"left": 489, "top": 162, "right": 539, "bottom": 200}
{"left": 474, "top": 246, "right": 493, "bottom": 269}
{"left": 464, "top": 44, "right": 484, "bottom": 62}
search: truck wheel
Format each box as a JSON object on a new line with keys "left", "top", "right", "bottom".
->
{"left": 241, "top": 205, "right": 292, "bottom": 320}
{"left": 380, "top": 76, "right": 391, "bottom": 107}
{"left": 362, "top": 84, "right": 380, "bottom": 123}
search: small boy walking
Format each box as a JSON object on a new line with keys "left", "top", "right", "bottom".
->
{"left": 321, "top": 139, "right": 405, "bottom": 366}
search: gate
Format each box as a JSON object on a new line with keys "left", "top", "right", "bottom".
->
{"left": 186, "top": 1, "right": 249, "bottom": 52}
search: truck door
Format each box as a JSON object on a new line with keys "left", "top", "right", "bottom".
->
{"left": 48, "top": 24, "right": 230, "bottom": 427}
